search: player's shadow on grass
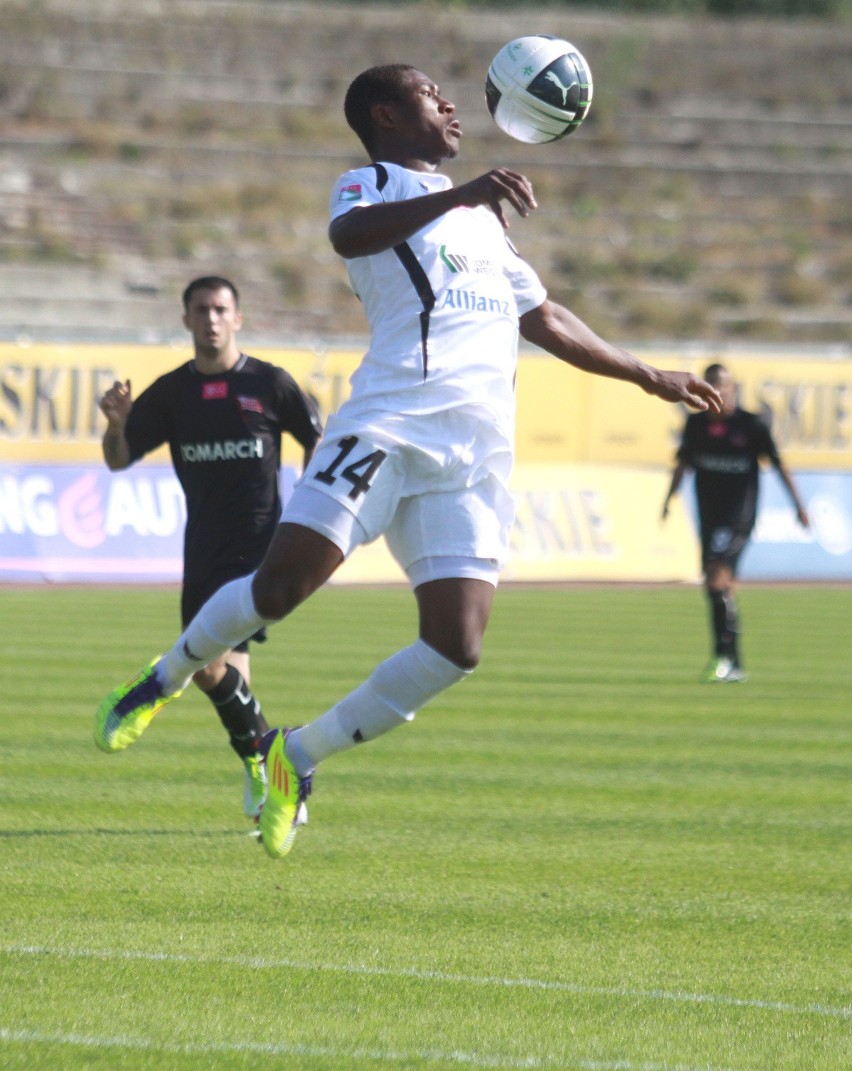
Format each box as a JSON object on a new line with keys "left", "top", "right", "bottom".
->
{"left": 0, "top": 828, "right": 247, "bottom": 838}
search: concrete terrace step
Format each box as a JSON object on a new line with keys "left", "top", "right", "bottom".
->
{"left": 0, "top": 0, "right": 847, "bottom": 345}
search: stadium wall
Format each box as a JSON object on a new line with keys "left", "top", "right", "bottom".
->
{"left": 2, "top": 342, "right": 851, "bottom": 582}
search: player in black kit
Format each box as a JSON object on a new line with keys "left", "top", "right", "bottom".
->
{"left": 662, "top": 363, "right": 809, "bottom": 683}
{"left": 98, "top": 276, "right": 322, "bottom": 815}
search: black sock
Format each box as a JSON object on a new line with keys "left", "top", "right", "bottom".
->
{"left": 206, "top": 664, "right": 269, "bottom": 759}
{"left": 708, "top": 589, "right": 741, "bottom": 665}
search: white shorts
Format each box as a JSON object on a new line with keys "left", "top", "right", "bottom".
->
{"left": 281, "top": 410, "right": 515, "bottom": 587}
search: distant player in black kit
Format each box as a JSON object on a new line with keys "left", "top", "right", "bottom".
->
{"left": 98, "top": 276, "right": 322, "bottom": 814}
{"left": 662, "top": 363, "right": 809, "bottom": 683}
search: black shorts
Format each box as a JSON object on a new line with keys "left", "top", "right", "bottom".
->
{"left": 700, "top": 525, "right": 750, "bottom": 574}
{"left": 181, "top": 578, "right": 268, "bottom": 653}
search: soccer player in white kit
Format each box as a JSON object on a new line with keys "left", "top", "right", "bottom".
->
{"left": 95, "top": 64, "right": 722, "bottom": 858}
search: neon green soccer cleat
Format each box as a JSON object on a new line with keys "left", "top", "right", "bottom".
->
{"left": 699, "top": 657, "right": 748, "bottom": 684}
{"left": 94, "top": 658, "right": 182, "bottom": 753}
{"left": 257, "top": 728, "right": 313, "bottom": 858}
{"left": 242, "top": 753, "right": 268, "bottom": 818}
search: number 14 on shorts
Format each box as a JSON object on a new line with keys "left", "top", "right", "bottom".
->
{"left": 313, "top": 435, "right": 388, "bottom": 500}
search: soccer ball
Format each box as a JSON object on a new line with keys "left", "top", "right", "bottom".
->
{"left": 485, "top": 35, "right": 593, "bottom": 144}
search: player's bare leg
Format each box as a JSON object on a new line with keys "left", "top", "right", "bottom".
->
{"left": 250, "top": 523, "right": 344, "bottom": 621}
{"left": 415, "top": 576, "right": 496, "bottom": 670}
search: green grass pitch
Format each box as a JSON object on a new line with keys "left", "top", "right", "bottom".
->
{"left": 1, "top": 583, "right": 850, "bottom": 1070}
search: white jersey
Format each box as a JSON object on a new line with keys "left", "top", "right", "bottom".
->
{"left": 329, "top": 161, "right": 547, "bottom": 441}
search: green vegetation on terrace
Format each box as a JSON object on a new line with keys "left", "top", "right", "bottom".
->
{"left": 0, "top": 1, "right": 849, "bottom": 344}
{"left": 383, "top": 0, "right": 852, "bottom": 16}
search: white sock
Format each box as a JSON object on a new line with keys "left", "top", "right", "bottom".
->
{"left": 157, "top": 575, "right": 270, "bottom": 692}
{"left": 286, "top": 639, "right": 469, "bottom": 776}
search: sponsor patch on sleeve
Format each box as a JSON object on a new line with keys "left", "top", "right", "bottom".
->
{"left": 339, "top": 183, "right": 362, "bottom": 203}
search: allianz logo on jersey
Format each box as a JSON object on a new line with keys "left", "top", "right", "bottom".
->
{"left": 180, "top": 438, "right": 263, "bottom": 463}
{"left": 439, "top": 245, "right": 499, "bottom": 277}
{"left": 440, "top": 288, "right": 512, "bottom": 317}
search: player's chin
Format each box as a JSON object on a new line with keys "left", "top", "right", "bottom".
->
{"left": 444, "top": 132, "right": 461, "bottom": 157}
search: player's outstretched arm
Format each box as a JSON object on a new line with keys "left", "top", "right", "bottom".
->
{"left": 99, "top": 379, "right": 133, "bottom": 471}
{"left": 519, "top": 300, "right": 722, "bottom": 413}
{"left": 661, "top": 460, "right": 688, "bottom": 521}
{"left": 776, "top": 461, "right": 810, "bottom": 528}
{"left": 328, "top": 169, "right": 537, "bottom": 258}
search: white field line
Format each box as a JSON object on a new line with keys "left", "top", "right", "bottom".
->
{"left": 4, "top": 943, "right": 850, "bottom": 1021}
{"left": 0, "top": 1027, "right": 739, "bottom": 1071}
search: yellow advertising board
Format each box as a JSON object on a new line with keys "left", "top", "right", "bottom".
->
{"left": 0, "top": 341, "right": 360, "bottom": 465}
{"left": 328, "top": 461, "right": 698, "bottom": 585}
{"left": 504, "top": 462, "right": 698, "bottom": 582}
{"left": 515, "top": 348, "right": 852, "bottom": 470}
{"left": 1, "top": 340, "right": 850, "bottom": 471}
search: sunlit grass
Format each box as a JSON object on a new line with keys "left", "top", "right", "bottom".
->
{"left": 1, "top": 583, "right": 850, "bottom": 1070}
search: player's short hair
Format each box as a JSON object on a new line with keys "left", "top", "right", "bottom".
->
{"left": 182, "top": 276, "right": 240, "bottom": 311}
{"left": 703, "top": 363, "right": 728, "bottom": 386}
{"left": 344, "top": 64, "right": 418, "bottom": 154}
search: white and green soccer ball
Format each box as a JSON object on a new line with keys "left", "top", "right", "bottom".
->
{"left": 485, "top": 35, "right": 593, "bottom": 144}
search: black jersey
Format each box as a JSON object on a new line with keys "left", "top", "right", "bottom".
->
{"left": 124, "top": 354, "right": 322, "bottom": 588}
{"left": 677, "top": 407, "right": 781, "bottom": 536}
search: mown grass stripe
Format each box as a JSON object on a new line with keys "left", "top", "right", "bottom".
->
{"left": 0, "top": 1028, "right": 737, "bottom": 1071}
{"left": 5, "top": 944, "right": 849, "bottom": 1020}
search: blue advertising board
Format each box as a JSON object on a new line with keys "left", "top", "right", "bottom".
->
{"left": 0, "top": 464, "right": 296, "bottom": 583}
{"left": 678, "top": 469, "right": 852, "bottom": 581}
{"left": 739, "top": 470, "right": 852, "bottom": 581}
{"left": 1, "top": 464, "right": 850, "bottom": 583}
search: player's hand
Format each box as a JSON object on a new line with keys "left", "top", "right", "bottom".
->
{"left": 645, "top": 371, "right": 723, "bottom": 413}
{"left": 99, "top": 379, "right": 132, "bottom": 426}
{"left": 454, "top": 169, "right": 538, "bottom": 229}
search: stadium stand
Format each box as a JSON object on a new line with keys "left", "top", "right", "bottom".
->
{"left": 0, "top": 0, "right": 849, "bottom": 344}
